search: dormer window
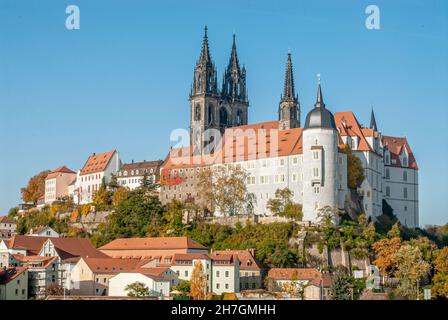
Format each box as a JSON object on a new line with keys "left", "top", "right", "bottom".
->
{"left": 124, "top": 171, "right": 128, "bottom": 176}
{"left": 402, "top": 157, "right": 408, "bottom": 167}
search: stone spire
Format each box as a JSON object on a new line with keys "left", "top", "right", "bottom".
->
{"left": 281, "top": 52, "right": 297, "bottom": 103}
{"left": 315, "top": 74, "right": 325, "bottom": 108}
{"left": 198, "top": 25, "right": 211, "bottom": 64}
{"left": 370, "top": 107, "right": 378, "bottom": 131}
{"left": 222, "top": 34, "right": 247, "bottom": 101}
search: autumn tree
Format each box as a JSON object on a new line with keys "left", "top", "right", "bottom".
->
{"left": 393, "top": 244, "right": 431, "bottom": 299}
{"left": 197, "top": 165, "right": 248, "bottom": 216}
{"left": 92, "top": 185, "right": 113, "bottom": 209}
{"left": 433, "top": 247, "right": 448, "bottom": 298}
{"left": 190, "top": 261, "right": 206, "bottom": 300}
{"left": 112, "top": 187, "right": 129, "bottom": 207}
{"left": 343, "top": 144, "right": 365, "bottom": 189}
{"left": 163, "top": 200, "right": 185, "bottom": 235}
{"left": 372, "top": 237, "right": 401, "bottom": 277}
{"left": 21, "top": 170, "right": 50, "bottom": 204}
{"left": 267, "top": 188, "right": 303, "bottom": 221}
{"left": 125, "top": 281, "right": 150, "bottom": 297}
{"left": 330, "top": 266, "right": 352, "bottom": 300}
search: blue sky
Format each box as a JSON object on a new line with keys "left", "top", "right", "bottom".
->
{"left": 0, "top": 0, "right": 447, "bottom": 226}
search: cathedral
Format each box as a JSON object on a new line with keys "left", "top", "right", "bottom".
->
{"left": 160, "top": 27, "right": 419, "bottom": 228}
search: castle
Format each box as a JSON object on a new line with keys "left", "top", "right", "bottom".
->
{"left": 160, "top": 27, "right": 419, "bottom": 228}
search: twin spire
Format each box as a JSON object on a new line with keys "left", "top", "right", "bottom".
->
{"left": 281, "top": 52, "right": 297, "bottom": 103}
{"left": 198, "top": 26, "right": 212, "bottom": 64}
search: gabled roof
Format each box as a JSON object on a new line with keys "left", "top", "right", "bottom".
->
{"left": 46, "top": 166, "right": 76, "bottom": 180}
{"left": 47, "top": 238, "right": 109, "bottom": 261}
{"left": 12, "top": 254, "right": 58, "bottom": 269}
{"left": 82, "top": 258, "right": 142, "bottom": 273}
{"left": 0, "top": 216, "right": 16, "bottom": 224}
{"left": 29, "top": 226, "right": 54, "bottom": 235}
{"left": 119, "top": 160, "right": 163, "bottom": 174}
{"left": 99, "top": 236, "right": 208, "bottom": 251}
{"left": 0, "top": 267, "right": 27, "bottom": 284}
{"left": 80, "top": 150, "right": 116, "bottom": 176}
{"left": 382, "top": 136, "right": 418, "bottom": 169}
{"left": 6, "top": 235, "right": 50, "bottom": 255}
{"left": 212, "top": 249, "right": 262, "bottom": 271}
{"left": 334, "top": 112, "right": 372, "bottom": 152}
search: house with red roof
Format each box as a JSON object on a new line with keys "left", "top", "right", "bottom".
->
{"left": 0, "top": 267, "right": 28, "bottom": 300}
{"left": 0, "top": 216, "right": 17, "bottom": 240}
{"left": 44, "top": 166, "right": 77, "bottom": 205}
{"left": 159, "top": 28, "right": 419, "bottom": 227}
{"left": 73, "top": 150, "right": 121, "bottom": 204}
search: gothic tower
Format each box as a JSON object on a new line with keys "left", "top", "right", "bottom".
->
{"left": 279, "top": 52, "right": 300, "bottom": 130}
{"left": 190, "top": 26, "right": 221, "bottom": 154}
{"left": 221, "top": 34, "right": 249, "bottom": 129}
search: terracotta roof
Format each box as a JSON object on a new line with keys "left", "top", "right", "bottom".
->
{"left": 82, "top": 258, "right": 142, "bottom": 273}
{"left": 267, "top": 268, "right": 331, "bottom": 286}
{"left": 6, "top": 235, "right": 50, "bottom": 255}
{"left": 29, "top": 226, "right": 51, "bottom": 235}
{"left": 334, "top": 112, "right": 372, "bottom": 152}
{"left": 212, "top": 250, "right": 262, "bottom": 271}
{"left": 382, "top": 135, "right": 418, "bottom": 169}
{"left": 0, "top": 267, "right": 28, "bottom": 284}
{"left": 0, "top": 216, "right": 16, "bottom": 224}
{"left": 80, "top": 150, "right": 116, "bottom": 176}
{"left": 48, "top": 238, "right": 109, "bottom": 261}
{"left": 99, "top": 236, "right": 208, "bottom": 251}
{"left": 12, "top": 254, "right": 58, "bottom": 269}
{"left": 119, "top": 160, "right": 163, "bottom": 175}
{"left": 46, "top": 166, "right": 76, "bottom": 180}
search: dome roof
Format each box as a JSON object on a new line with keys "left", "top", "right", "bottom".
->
{"left": 304, "top": 82, "right": 336, "bottom": 130}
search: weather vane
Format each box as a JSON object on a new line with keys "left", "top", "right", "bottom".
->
{"left": 317, "top": 73, "right": 321, "bottom": 84}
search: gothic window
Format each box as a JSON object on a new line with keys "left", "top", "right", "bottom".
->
{"left": 208, "top": 104, "right": 214, "bottom": 124}
{"left": 236, "top": 109, "right": 243, "bottom": 125}
{"left": 197, "top": 74, "right": 202, "bottom": 92}
{"left": 194, "top": 104, "right": 201, "bottom": 121}
{"left": 219, "top": 107, "right": 228, "bottom": 126}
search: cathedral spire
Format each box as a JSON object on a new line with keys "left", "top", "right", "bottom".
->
{"left": 370, "top": 107, "right": 378, "bottom": 131}
{"left": 199, "top": 25, "right": 211, "bottom": 63}
{"left": 222, "top": 33, "right": 247, "bottom": 101}
{"left": 281, "top": 52, "right": 297, "bottom": 102}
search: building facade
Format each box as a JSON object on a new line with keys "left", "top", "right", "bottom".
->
{"left": 44, "top": 166, "right": 77, "bottom": 204}
{"left": 117, "top": 160, "right": 163, "bottom": 190}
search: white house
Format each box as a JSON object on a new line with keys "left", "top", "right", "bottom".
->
{"left": 117, "top": 160, "right": 163, "bottom": 190}
{"left": 73, "top": 150, "right": 121, "bottom": 204}
{"left": 44, "top": 166, "right": 77, "bottom": 204}
{"left": 108, "top": 272, "right": 171, "bottom": 297}
{"left": 29, "top": 226, "right": 59, "bottom": 238}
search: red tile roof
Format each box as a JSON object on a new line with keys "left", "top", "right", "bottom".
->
{"left": 99, "top": 236, "right": 208, "bottom": 251}
{"left": 46, "top": 166, "right": 76, "bottom": 180}
{"left": 82, "top": 258, "right": 142, "bottom": 273}
{"left": 212, "top": 249, "right": 262, "bottom": 271}
{"left": 382, "top": 135, "right": 418, "bottom": 169}
{"left": 267, "top": 268, "right": 331, "bottom": 286}
{"left": 80, "top": 150, "right": 116, "bottom": 175}
{"left": 334, "top": 112, "right": 372, "bottom": 152}
{"left": 48, "top": 238, "right": 109, "bottom": 261}
{"left": 12, "top": 254, "right": 58, "bottom": 269}
{"left": 6, "top": 235, "right": 50, "bottom": 255}
{"left": 0, "top": 216, "right": 16, "bottom": 224}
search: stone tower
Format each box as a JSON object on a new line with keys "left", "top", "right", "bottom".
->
{"left": 302, "top": 78, "right": 339, "bottom": 222}
{"left": 279, "top": 52, "right": 300, "bottom": 130}
{"left": 221, "top": 34, "right": 249, "bottom": 129}
{"left": 190, "top": 26, "right": 221, "bottom": 154}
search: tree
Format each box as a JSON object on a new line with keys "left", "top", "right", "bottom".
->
{"left": 330, "top": 266, "right": 352, "bottom": 300}
{"left": 44, "top": 283, "right": 65, "bottom": 297}
{"left": 163, "top": 200, "right": 185, "bottom": 235}
{"left": 92, "top": 185, "right": 113, "bottom": 209}
{"left": 108, "top": 174, "right": 119, "bottom": 190}
{"left": 343, "top": 144, "right": 365, "bottom": 189}
{"left": 125, "top": 281, "right": 150, "bottom": 297}
{"left": 433, "top": 247, "right": 448, "bottom": 298}
{"left": 197, "top": 165, "right": 248, "bottom": 216}
{"left": 112, "top": 187, "right": 129, "bottom": 207}
{"left": 7, "top": 207, "right": 18, "bottom": 218}
{"left": 190, "top": 261, "right": 206, "bottom": 300}
{"left": 173, "top": 280, "right": 191, "bottom": 297}
{"left": 372, "top": 237, "right": 401, "bottom": 277}
{"left": 393, "top": 244, "right": 431, "bottom": 299}
{"left": 267, "top": 188, "right": 303, "bottom": 221}
{"left": 388, "top": 222, "right": 401, "bottom": 238}
{"left": 21, "top": 170, "right": 50, "bottom": 205}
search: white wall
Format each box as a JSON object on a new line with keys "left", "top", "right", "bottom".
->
{"left": 108, "top": 273, "right": 170, "bottom": 297}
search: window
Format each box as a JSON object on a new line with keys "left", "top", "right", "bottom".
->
{"left": 225, "top": 271, "right": 229, "bottom": 277}
{"left": 279, "top": 158, "right": 285, "bottom": 166}
{"left": 404, "top": 187, "right": 408, "bottom": 199}
{"left": 386, "top": 186, "right": 390, "bottom": 197}
{"left": 292, "top": 157, "right": 298, "bottom": 165}
{"left": 216, "top": 271, "right": 220, "bottom": 277}
{"left": 219, "top": 107, "right": 228, "bottom": 125}
{"left": 292, "top": 173, "right": 297, "bottom": 182}
{"left": 313, "top": 151, "right": 319, "bottom": 160}
{"left": 404, "top": 206, "right": 408, "bottom": 211}
{"left": 385, "top": 168, "right": 390, "bottom": 179}
{"left": 403, "top": 171, "right": 408, "bottom": 181}
{"left": 216, "top": 283, "right": 220, "bottom": 289}
{"left": 402, "top": 157, "right": 408, "bottom": 167}
{"left": 314, "top": 186, "right": 320, "bottom": 194}
{"left": 313, "top": 168, "right": 319, "bottom": 177}
{"left": 225, "top": 283, "right": 229, "bottom": 289}
{"left": 184, "top": 270, "right": 188, "bottom": 277}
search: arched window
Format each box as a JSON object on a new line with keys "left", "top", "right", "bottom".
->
{"left": 208, "top": 104, "right": 214, "bottom": 124}
{"left": 194, "top": 104, "right": 201, "bottom": 121}
{"left": 219, "top": 107, "right": 228, "bottom": 126}
{"left": 403, "top": 171, "right": 407, "bottom": 181}
{"left": 236, "top": 110, "right": 243, "bottom": 125}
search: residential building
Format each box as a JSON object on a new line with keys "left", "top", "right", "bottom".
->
{"left": 212, "top": 249, "right": 263, "bottom": 290}
{"left": 44, "top": 166, "right": 77, "bottom": 204}
{"left": 108, "top": 271, "right": 171, "bottom": 297}
{"left": 266, "top": 268, "right": 332, "bottom": 300}
{"left": 0, "top": 216, "right": 17, "bottom": 240}
{"left": 159, "top": 28, "right": 419, "bottom": 228}
{"left": 117, "top": 160, "right": 163, "bottom": 190}
{"left": 0, "top": 267, "right": 28, "bottom": 300}
{"left": 73, "top": 150, "right": 121, "bottom": 204}
{"left": 29, "top": 226, "right": 59, "bottom": 238}
{"left": 99, "top": 236, "right": 208, "bottom": 259}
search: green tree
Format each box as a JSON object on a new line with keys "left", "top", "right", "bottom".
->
{"left": 163, "top": 200, "right": 185, "bottom": 236}
{"left": 108, "top": 174, "right": 119, "bottom": 190}
{"left": 7, "top": 207, "right": 18, "bottom": 218}
{"left": 125, "top": 281, "right": 150, "bottom": 297}
{"left": 343, "top": 144, "right": 365, "bottom": 189}
{"left": 173, "top": 280, "right": 191, "bottom": 297}
{"left": 330, "top": 266, "right": 352, "bottom": 300}
{"left": 21, "top": 170, "right": 50, "bottom": 205}
{"left": 92, "top": 185, "right": 113, "bottom": 209}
